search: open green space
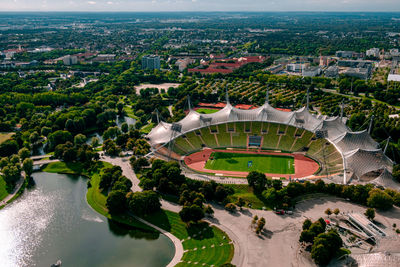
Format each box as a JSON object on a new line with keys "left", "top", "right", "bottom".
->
{"left": 0, "top": 132, "right": 14, "bottom": 144}
{"left": 226, "top": 184, "right": 270, "bottom": 210}
{"left": 0, "top": 176, "right": 8, "bottom": 201}
{"left": 205, "top": 152, "right": 295, "bottom": 174}
{"left": 43, "top": 161, "right": 234, "bottom": 267}
{"left": 195, "top": 108, "right": 219, "bottom": 114}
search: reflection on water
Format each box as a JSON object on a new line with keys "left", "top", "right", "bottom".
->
{"left": 0, "top": 172, "right": 174, "bottom": 267}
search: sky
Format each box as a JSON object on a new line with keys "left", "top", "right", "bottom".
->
{"left": 0, "top": 0, "right": 400, "bottom": 12}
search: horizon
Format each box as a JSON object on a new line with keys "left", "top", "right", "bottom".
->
{"left": 1, "top": 0, "right": 400, "bottom": 13}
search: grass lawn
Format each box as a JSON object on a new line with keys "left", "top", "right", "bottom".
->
{"left": 0, "top": 132, "right": 14, "bottom": 144}
{"left": 205, "top": 152, "right": 295, "bottom": 174}
{"left": 226, "top": 184, "right": 271, "bottom": 210}
{"left": 143, "top": 210, "right": 233, "bottom": 267}
{"left": 141, "top": 123, "right": 154, "bottom": 134}
{"left": 0, "top": 176, "right": 8, "bottom": 201}
{"left": 196, "top": 108, "right": 219, "bottom": 114}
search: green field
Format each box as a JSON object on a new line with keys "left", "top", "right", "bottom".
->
{"left": 195, "top": 108, "right": 219, "bottom": 114}
{"left": 0, "top": 176, "right": 8, "bottom": 201}
{"left": 205, "top": 152, "right": 295, "bottom": 174}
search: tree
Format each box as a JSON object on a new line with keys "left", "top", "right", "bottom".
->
{"left": 22, "top": 158, "right": 33, "bottom": 177}
{"left": 333, "top": 208, "right": 340, "bottom": 216}
{"left": 179, "top": 204, "right": 205, "bottom": 224}
{"left": 225, "top": 203, "right": 237, "bottom": 213}
{"left": 367, "top": 188, "right": 393, "bottom": 210}
{"left": 74, "top": 134, "right": 87, "bottom": 146}
{"left": 302, "top": 219, "right": 312, "bottom": 230}
{"left": 325, "top": 208, "right": 332, "bottom": 217}
{"left": 18, "top": 147, "right": 30, "bottom": 160}
{"left": 127, "top": 191, "right": 161, "bottom": 216}
{"left": 236, "top": 197, "right": 245, "bottom": 210}
{"left": 121, "top": 122, "right": 128, "bottom": 133}
{"left": 106, "top": 190, "right": 127, "bottom": 214}
{"left": 365, "top": 208, "right": 375, "bottom": 221}
{"left": 256, "top": 217, "right": 266, "bottom": 234}
{"left": 246, "top": 171, "right": 267, "bottom": 192}
{"left": 311, "top": 243, "right": 331, "bottom": 265}
{"left": 90, "top": 137, "right": 99, "bottom": 148}
{"left": 205, "top": 205, "right": 214, "bottom": 217}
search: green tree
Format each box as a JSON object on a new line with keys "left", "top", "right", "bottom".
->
{"left": 325, "top": 208, "right": 332, "bottom": 217}
{"left": 74, "top": 134, "right": 87, "bottom": 146}
{"left": 365, "top": 208, "right": 375, "bottom": 221}
{"left": 106, "top": 190, "right": 127, "bottom": 214}
{"left": 18, "top": 147, "right": 31, "bottom": 160}
{"left": 22, "top": 158, "right": 34, "bottom": 177}
{"left": 246, "top": 171, "right": 267, "bottom": 192}
{"left": 367, "top": 189, "right": 393, "bottom": 210}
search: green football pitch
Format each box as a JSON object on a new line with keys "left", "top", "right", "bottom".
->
{"left": 204, "top": 152, "right": 295, "bottom": 174}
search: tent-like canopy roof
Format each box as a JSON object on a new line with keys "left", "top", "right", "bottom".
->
{"left": 147, "top": 98, "right": 394, "bottom": 183}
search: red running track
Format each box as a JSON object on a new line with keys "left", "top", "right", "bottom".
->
{"left": 184, "top": 148, "right": 320, "bottom": 178}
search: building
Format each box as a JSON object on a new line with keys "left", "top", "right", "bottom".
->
{"left": 390, "top": 49, "right": 399, "bottom": 56}
{"left": 319, "top": 56, "right": 334, "bottom": 67}
{"left": 366, "top": 48, "right": 380, "bottom": 58}
{"left": 387, "top": 74, "right": 400, "bottom": 82}
{"left": 142, "top": 55, "right": 161, "bottom": 70}
{"left": 344, "top": 68, "right": 371, "bottom": 80}
{"left": 62, "top": 55, "right": 78, "bottom": 65}
{"left": 336, "top": 51, "right": 355, "bottom": 58}
{"left": 302, "top": 66, "right": 321, "bottom": 77}
{"left": 325, "top": 66, "right": 339, "bottom": 78}
{"left": 286, "top": 63, "right": 307, "bottom": 73}
{"left": 175, "top": 58, "right": 195, "bottom": 72}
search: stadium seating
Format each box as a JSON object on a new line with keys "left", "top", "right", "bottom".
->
{"left": 277, "top": 125, "right": 297, "bottom": 151}
{"left": 185, "top": 131, "right": 204, "bottom": 151}
{"left": 261, "top": 123, "right": 280, "bottom": 149}
{"left": 231, "top": 122, "right": 248, "bottom": 148}
{"left": 216, "top": 124, "right": 232, "bottom": 147}
{"left": 200, "top": 127, "right": 218, "bottom": 147}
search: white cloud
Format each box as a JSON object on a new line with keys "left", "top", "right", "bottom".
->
{"left": 107, "top": 1, "right": 113, "bottom": 4}
{"left": 87, "top": 1, "right": 96, "bottom": 4}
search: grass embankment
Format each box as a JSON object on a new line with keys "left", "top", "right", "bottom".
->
{"left": 0, "top": 132, "right": 15, "bottom": 144}
{"left": 205, "top": 151, "right": 295, "bottom": 174}
{"left": 227, "top": 184, "right": 271, "bottom": 210}
{"left": 44, "top": 161, "right": 234, "bottom": 266}
{"left": 0, "top": 176, "right": 8, "bottom": 201}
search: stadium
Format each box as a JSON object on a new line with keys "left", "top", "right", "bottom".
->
{"left": 146, "top": 93, "right": 395, "bottom": 186}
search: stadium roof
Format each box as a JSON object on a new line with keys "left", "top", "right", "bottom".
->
{"left": 147, "top": 98, "right": 394, "bottom": 183}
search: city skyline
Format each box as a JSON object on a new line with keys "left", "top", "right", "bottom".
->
{"left": 1, "top": 0, "right": 400, "bottom": 12}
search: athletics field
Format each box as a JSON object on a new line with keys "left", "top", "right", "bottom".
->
{"left": 204, "top": 152, "right": 295, "bottom": 174}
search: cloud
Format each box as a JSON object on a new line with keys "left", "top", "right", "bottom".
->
{"left": 107, "top": 1, "right": 113, "bottom": 4}
{"left": 87, "top": 1, "right": 96, "bottom": 4}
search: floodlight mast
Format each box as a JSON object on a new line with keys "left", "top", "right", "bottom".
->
{"left": 187, "top": 95, "right": 192, "bottom": 110}
{"left": 266, "top": 87, "right": 269, "bottom": 104}
{"left": 368, "top": 115, "right": 374, "bottom": 134}
{"left": 306, "top": 87, "right": 310, "bottom": 111}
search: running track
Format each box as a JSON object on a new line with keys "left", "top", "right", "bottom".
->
{"left": 184, "top": 149, "right": 320, "bottom": 178}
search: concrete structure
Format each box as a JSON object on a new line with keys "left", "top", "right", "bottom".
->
{"left": 302, "top": 66, "right": 321, "bottom": 77}
{"left": 347, "top": 213, "right": 386, "bottom": 240}
{"left": 336, "top": 51, "right": 356, "bottom": 58}
{"left": 344, "top": 68, "right": 371, "bottom": 80}
{"left": 175, "top": 58, "right": 195, "bottom": 72}
{"left": 286, "top": 63, "right": 306, "bottom": 73}
{"left": 366, "top": 48, "right": 380, "bottom": 58}
{"left": 388, "top": 74, "right": 400, "bottom": 82}
{"left": 142, "top": 55, "right": 161, "bottom": 70}
{"left": 62, "top": 55, "right": 78, "bottom": 65}
{"left": 325, "top": 66, "right": 339, "bottom": 77}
